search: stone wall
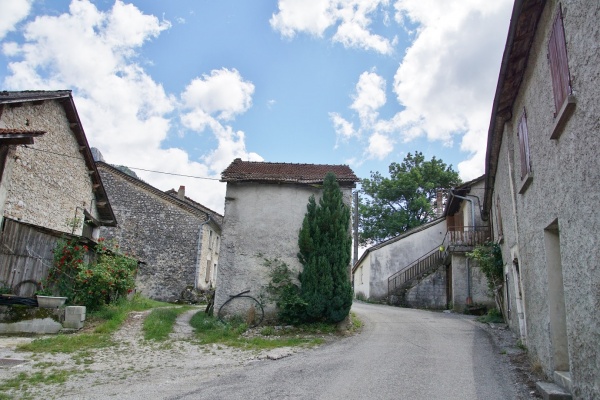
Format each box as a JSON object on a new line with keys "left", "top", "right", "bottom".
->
{"left": 97, "top": 163, "right": 209, "bottom": 302}
{"left": 0, "top": 100, "right": 98, "bottom": 235}
{"left": 404, "top": 265, "right": 447, "bottom": 309}
{"left": 491, "top": 1, "right": 600, "bottom": 397}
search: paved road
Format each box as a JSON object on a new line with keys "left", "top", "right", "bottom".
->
{"left": 169, "top": 302, "right": 521, "bottom": 400}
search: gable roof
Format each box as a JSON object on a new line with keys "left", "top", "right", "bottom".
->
{"left": 221, "top": 158, "right": 359, "bottom": 185}
{"left": 97, "top": 161, "right": 216, "bottom": 224}
{"left": 483, "top": 0, "right": 546, "bottom": 217}
{"left": 164, "top": 188, "right": 223, "bottom": 225}
{"left": 0, "top": 90, "right": 116, "bottom": 226}
{"left": 444, "top": 174, "right": 485, "bottom": 217}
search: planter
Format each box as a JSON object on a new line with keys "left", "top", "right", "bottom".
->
{"left": 36, "top": 296, "right": 67, "bottom": 308}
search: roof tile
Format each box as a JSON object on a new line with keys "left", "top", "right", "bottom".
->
{"left": 221, "top": 158, "right": 359, "bottom": 184}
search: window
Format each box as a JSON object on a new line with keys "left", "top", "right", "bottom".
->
{"left": 205, "top": 260, "right": 211, "bottom": 283}
{"left": 548, "top": 4, "right": 571, "bottom": 115}
{"left": 208, "top": 230, "right": 213, "bottom": 249}
{"left": 517, "top": 109, "right": 533, "bottom": 193}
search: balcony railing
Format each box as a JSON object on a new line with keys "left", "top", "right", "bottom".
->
{"left": 446, "top": 226, "right": 490, "bottom": 248}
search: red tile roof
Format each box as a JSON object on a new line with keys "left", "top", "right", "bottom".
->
{"left": 221, "top": 158, "right": 359, "bottom": 185}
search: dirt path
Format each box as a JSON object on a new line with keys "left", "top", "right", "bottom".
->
{"left": 0, "top": 306, "right": 260, "bottom": 399}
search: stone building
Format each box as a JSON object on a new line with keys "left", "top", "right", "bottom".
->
{"left": 215, "top": 158, "right": 359, "bottom": 319}
{"left": 353, "top": 176, "right": 492, "bottom": 312}
{"left": 0, "top": 90, "right": 116, "bottom": 295}
{"left": 96, "top": 161, "right": 222, "bottom": 302}
{"left": 483, "top": 0, "right": 599, "bottom": 397}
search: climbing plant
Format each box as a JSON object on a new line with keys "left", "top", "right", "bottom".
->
{"left": 467, "top": 242, "right": 506, "bottom": 321}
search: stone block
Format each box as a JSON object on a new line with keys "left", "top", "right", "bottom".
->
{"left": 535, "top": 381, "right": 572, "bottom": 400}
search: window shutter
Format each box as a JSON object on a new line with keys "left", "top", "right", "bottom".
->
{"left": 518, "top": 109, "right": 531, "bottom": 180}
{"left": 548, "top": 4, "right": 571, "bottom": 115}
{"left": 495, "top": 194, "right": 504, "bottom": 238}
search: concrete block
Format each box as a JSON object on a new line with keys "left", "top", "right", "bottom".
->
{"left": 536, "top": 381, "right": 572, "bottom": 400}
{"left": 0, "top": 318, "right": 62, "bottom": 334}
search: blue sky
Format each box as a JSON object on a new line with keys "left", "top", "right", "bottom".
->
{"left": 0, "top": 0, "right": 513, "bottom": 213}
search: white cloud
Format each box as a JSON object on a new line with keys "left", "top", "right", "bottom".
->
{"left": 270, "top": 0, "right": 336, "bottom": 38}
{"left": 271, "top": 0, "right": 394, "bottom": 54}
{"left": 0, "top": 0, "right": 33, "bottom": 40}
{"left": 1, "top": 0, "right": 259, "bottom": 213}
{"left": 330, "top": 112, "right": 357, "bottom": 146}
{"left": 351, "top": 70, "right": 386, "bottom": 125}
{"left": 330, "top": 0, "right": 512, "bottom": 179}
{"left": 367, "top": 132, "right": 393, "bottom": 159}
{"left": 181, "top": 69, "right": 255, "bottom": 122}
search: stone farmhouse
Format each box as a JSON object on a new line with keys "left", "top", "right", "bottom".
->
{"left": 0, "top": 90, "right": 116, "bottom": 296}
{"left": 483, "top": 0, "right": 599, "bottom": 397}
{"left": 96, "top": 161, "right": 222, "bottom": 302}
{"left": 353, "top": 176, "right": 493, "bottom": 312}
{"left": 215, "top": 158, "right": 359, "bottom": 318}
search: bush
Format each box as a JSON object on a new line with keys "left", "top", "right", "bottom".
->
{"left": 47, "top": 238, "right": 137, "bottom": 310}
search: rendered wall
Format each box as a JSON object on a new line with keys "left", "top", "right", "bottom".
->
{"left": 215, "top": 181, "right": 354, "bottom": 318}
{"left": 0, "top": 100, "right": 98, "bottom": 235}
{"left": 354, "top": 218, "right": 447, "bottom": 301}
{"left": 491, "top": 1, "right": 600, "bottom": 397}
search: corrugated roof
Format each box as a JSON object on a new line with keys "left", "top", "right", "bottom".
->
{"left": 221, "top": 158, "right": 359, "bottom": 185}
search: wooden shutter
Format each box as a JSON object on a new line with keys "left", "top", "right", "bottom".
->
{"left": 548, "top": 4, "right": 571, "bottom": 115}
{"left": 518, "top": 109, "right": 531, "bottom": 180}
{"left": 495, "top": 194, "right": 504, "bottom": 238}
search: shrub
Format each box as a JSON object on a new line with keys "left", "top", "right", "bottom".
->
{"left": 47, "top": 238, "right": 137, "bottom": 310}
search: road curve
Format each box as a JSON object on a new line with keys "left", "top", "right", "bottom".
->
{"left": 171, "top": 302, "right": 521, "bottom": 400}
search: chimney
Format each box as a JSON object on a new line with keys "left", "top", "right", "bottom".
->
{"left": 177, "top": 185, "right": 185, "bottom": 200}
{"left": 436, "top": 189, "right": 444, "bottom": 217}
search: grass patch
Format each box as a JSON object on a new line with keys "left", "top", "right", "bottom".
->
{"left": 143, "top": 306, "right": 191, "bottom": 341}
{"left": 476, "top": 308, "right": 504, "bottom": 324}
{"left": 0, "top": 369, "right": 73, "bottom": 394}
{"left": 17, "top": 295, "right": 171, "bottom": 354}
{"left": 190, "top": 311, "right": 339, "bottom": 350}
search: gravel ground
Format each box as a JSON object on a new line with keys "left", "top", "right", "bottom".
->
{"left": 0, "top": 307, "right": 542, "bottom": 399}
{"left": 0, "top": 307, "right": 306, "bottom": 399}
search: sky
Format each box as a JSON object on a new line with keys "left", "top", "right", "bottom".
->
{"left": 0, "top": 0, "right": 514, "bottom": 214}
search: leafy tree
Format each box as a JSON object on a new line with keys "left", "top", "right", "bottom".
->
{"left": 297, "top": 172, "right": 353, "bottom": 323}
{"left": 359, "top": 151, "right": 461, "bottom": 244}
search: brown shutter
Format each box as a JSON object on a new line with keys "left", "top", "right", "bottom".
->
{"left": 518, "top": 109, "right": 531, "bottom": 179}
{"left": 495, "top": 194, "right": 504, "bottom": 238}
{"left": 548, "top": 4, "right": 571, "bottom": 115}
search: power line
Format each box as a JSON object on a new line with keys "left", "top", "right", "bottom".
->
{"left": 126, "top": 166, "right": 221, "bottom": 181}
{"left": 20, "top": 145, "right": 221, "bottom": 181}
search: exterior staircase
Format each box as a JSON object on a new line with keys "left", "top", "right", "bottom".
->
{"left": 387, "top": 244, "right": 448, "bottom": 306}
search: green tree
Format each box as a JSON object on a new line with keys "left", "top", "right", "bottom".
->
{"left": 359, "top": 151, "right": 461, "bottom": 244}
{"left": 297, "top": 172, "right": 353, "bottom": 323}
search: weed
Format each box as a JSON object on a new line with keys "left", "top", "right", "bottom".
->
{"left": 517, "top": 339, "right": 527, "bottom": 351}
{"left": 476, "top": 308, "right": 504, "bottom": 324}
{"left": 260, "top": 326, "right": 276, "bottom": 336}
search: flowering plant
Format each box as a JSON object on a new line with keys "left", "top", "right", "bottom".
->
{"left": 49, "top": 237, "right": 137, "bottom": 310}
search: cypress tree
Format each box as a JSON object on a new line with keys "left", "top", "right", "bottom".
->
{"left": 298, "top": 172, "right": 353, "bottom": 323}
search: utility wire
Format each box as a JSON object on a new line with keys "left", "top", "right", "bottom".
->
{"left": 20, "top": 145, "right": 221, "bottom": 181}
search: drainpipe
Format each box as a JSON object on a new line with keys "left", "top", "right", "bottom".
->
{"left": 449, "top": 189, "right": 476, "bottom": 305}
{"left": 196, "top": 215, "right": 212, "bottom": 289}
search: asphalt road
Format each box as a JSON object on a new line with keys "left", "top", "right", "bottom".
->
{"left": 168, "top": 302, "right": 520, "bottom": 400}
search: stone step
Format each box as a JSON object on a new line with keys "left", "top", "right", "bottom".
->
{"left": 553, "top": 370, "right": 572, "bottom": 392}
{"left": 535, "top": 381, "right": 572, "bottom": 400}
